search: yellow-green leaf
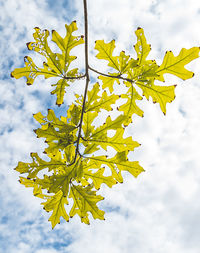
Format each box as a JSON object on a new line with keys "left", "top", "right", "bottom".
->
{"left": 156, "top": 47, "right": 200, "bottom": 81}
{"left": 15, "top": 152, "right": 67, "bottom": 178}
{"left": 19, "top": 177, "right": 46, "bottom": 199}
{"left": 88, "top": 154, "right": 144, "bottom": 183}
{"left": 134, "top": 27, "right": 151, "bottom": 64}
{"left": 95, "top": 40, "right": 133, "bottom": 75}
{"left": 69, "top": 184, "right": 105, "bottom": 224}
{"left": 85, "top": 128, "right": 140, "bottom": 152}
{"left": 98, "top": 75, "right": 120, "bottom": 93}
{"left": 119, "top": 83, "right": 144, "bottom": 124}
{"left": 11, "top": 22, "right": 84, "bottom": 105}
{"left": 95, "top": 39, "right": 119, "bottom": 71}
{"left": 85, "top": 83, "right": 119, "bottom": 112}
{"left": 82, "top": 111, "right": 98, "bottom": 138}
{"left": 83, "top": 166, "right": 117, "bottom": 190}
{"left": 91, "top": 114, "right": 125, "bottom": 139}
{"left": 137, "top": 79, "right": 176, "bottom": 114}
{"left": 51, "top": 79, "right": 70, "bottom": 106}
{"left": 27, "top": 27, "right": 63, "bottom": 75}
{"left": 52, "top": 21, "right": 84, "bottom": 72}
{"left": 42, "top": 190, "right": 69, "bottom": 229}
{"left": 11, "top": 56, "right": 58, "bottom": 85}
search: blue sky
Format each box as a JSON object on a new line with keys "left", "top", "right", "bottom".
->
{"left": 1, "top": 0, "right": 200, "bottom": 252}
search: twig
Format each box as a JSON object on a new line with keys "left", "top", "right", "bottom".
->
{"left": 68, "top": 0, "right": 89, "bottom": 166}
{"left": 88, "top": 65, "right": 134, "bottom": 83}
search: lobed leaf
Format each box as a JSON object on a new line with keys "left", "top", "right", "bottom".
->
{"left": 11, "top": 22, "right": 84, "bottom": 105}
{"left": 87, "top": 153, "right": 144, "bottom": 183}
{"left": 42, "top": 190, "right": 69, "bottom": 229}
{"left": 136, "top": 79, "right": 176, "bottom": 115}
{"left": 98, "top": 75, "right": 120, "bottom": 93}
{"left": 69, "top": 184, "right": 105, "bottom": 224}
{"left": 15, "top": 152, "right": 67, "bottom": 178}
{"left": 85, "top": 83, "right": 119, "bottom": 112}
{"left": 156, "top": 47, "right": 200, "bottom": 81}
{"left": 134, "top": 27, "right": 151, "bottom": 64}
{"left": 83, "top": 166, "right": 117, "bottom": 190}
{"left": 119, "top": 83, "right": 144, "bottom": 124}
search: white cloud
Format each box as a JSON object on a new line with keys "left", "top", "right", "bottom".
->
{"left": 1, "top": 0, "right": 200, "bottom": 252}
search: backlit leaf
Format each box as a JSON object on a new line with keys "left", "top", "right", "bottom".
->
{"left": 11, "top": 22, "right": 84, "bottom": 105}
{"left": 134, "top": 27, "right": 151, "bottom": 64}
{"left": 136, "top": 79, "right": 176, "bottom": 114}
{"left": 69, "top": 184, "right": 105, "bottom": 224}
{"left": 85, "top": 83, "right": 119, "bottom": 112}
{"left": 42, "top": 190, "right": 69, "bottom": 229}
{"left": 13, "top": 23, "right": 199, "bottom": 228}
{"left": 156, "top": 47, "right": 200, "bottom": 81}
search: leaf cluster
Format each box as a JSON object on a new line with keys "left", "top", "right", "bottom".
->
{"left": 11, "top": 21, "right": 199, "bottom": 228}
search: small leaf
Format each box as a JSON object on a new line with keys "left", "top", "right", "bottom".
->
{"left": 83, "top": 165, "right": 117, "bottom": 190}
{"left": 88, "top": 154, "right": 144, "bottom": 183}
{"left": 69, "top": 184, "right": 105, "bottom": 223}
{"left": 82, "top": 111, "right": 98, "bottom": 138}
{"left": 156, "top": 47, "right": 200, "bottom": 81}
{"left": 11, "top": 56, "right": 58, "bottom": 85}
{"left": 86, "top": 128, "right": 140, "bottom": 152}
{"left": 137, "top": 79, "right": 176, "bottom": 114}
{"left": 134, "top": 28, "right": 151, "bottom": 64}
{"left": 15, "top": 152, "right": 67, "bottom": 179}
{"left": 85, "top": 83, "right": 118, "bottom": 112}
{"left": 91, "top": 114, "right": 125, "bottom": 139}
{"left": 98, "top": 75, "right": 120, "bottom": 93}
{"left": 119, "top": 83, "right": 144, "bottom": 123}
{"left": 95, "top": 40, "right": 119, "bottom": 71}
{"left": 52, "top": 21, "right": 84, "bottom": 72}
{"left": 19, "top": 177, "right": 46, "bottom": 199}
{"left": 42, "top": 190, "right": 69, "bottom": 229}
{"left": 51, "top": 79, "right": 70, "bottom": 106}
{"left": 11, "top": 22, "right": 84, "bottom": 105}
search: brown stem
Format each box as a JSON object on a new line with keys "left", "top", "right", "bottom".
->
{"left": 88, "top": 65, "right": 134, "bottom": 83}
{"left": 63, "top": 74, "right": 86, "bottom": 80}
{"left": 68, "top": 0, "right": 89, "bottom": 166}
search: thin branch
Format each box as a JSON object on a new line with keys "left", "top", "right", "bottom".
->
{"left": 88, "top": 65, "right": 134, "bottom": 83}
{"left": 63, "top": 74, "right": 86, "bottom": 80}
{"left": 68, "top": 0, "right": 89, "bottom": 166}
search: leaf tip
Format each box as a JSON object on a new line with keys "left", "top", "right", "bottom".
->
{"left": 26, "top": 42, "right": 32, "bottom": 50}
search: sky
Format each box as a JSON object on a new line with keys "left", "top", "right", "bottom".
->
{"left": 0, "top": 0, "right": 200, "bottom": 252}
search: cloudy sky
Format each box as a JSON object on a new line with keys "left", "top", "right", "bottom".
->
{"left": 1, "top": 0, "right": 200, "bottom": 252}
